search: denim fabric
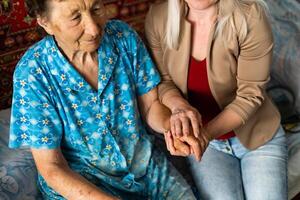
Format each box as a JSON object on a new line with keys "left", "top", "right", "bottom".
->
{"left": 188, "top": 126, "right": 287, "bottom": 200}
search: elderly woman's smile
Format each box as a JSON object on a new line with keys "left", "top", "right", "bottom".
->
{"left": 38, "top": 0, "right": 107, "bottom": 53}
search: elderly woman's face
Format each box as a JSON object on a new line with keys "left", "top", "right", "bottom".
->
{"left": 39, "top": 0, "right": 107, "bottom": 53}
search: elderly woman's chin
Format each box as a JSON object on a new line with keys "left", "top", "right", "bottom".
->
{"left": 80, "top": 39, "right": 101, "bottom": 52}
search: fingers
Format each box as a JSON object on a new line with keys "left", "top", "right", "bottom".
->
{"left": 170, "top": 111, "right": 190, "bottom": 137}
{"left": 186, "top": 110, "right": 202, "bottom": 138}
{"left": 181, "top": 136, "right": 202, "bottom": 162}
{"left": 190, "top": 116, "right": 200, "bottom": 138}
{"left": 168, "top": 133, "right": 188, "bottom": 156}
{"left": 191, "top": 147, "right": 194, "bottom": 155}
{"left": 168, "top": 132, "right": 177, "bottom": 153}
{"left": 197, "top": 139, "right": 206, "bottom": 161}
{"left": 181, "top": 116, "right": 190, "bottom": 136}
{"left": 171, "top": 120, "right": 176, "bottom": 138}
{"left": 165, "top": 132, "right": 189, "bottom": 157}
{"left": 170, "top": 107, "right": 202, "bottom": 138}
{"left": 190, "top": 139, "right": 202, "bottom": 162}
{"left": 198, "top": 128, "right": 211, "bottom": 154}
{"left": 195, "top": 134, "right": 210, "bottom": 161}
{"left": 174, "top": 118, "right": 182, "bottom": 137}
{"left": 174, "top": 138, "right": 190, "bottom": 155}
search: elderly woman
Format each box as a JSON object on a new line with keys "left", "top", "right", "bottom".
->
{"left": 8, "top": 0, "right": 200, "bottom": 199}
{"left": 145, "top": 0, "right": 287, "bottom": 199}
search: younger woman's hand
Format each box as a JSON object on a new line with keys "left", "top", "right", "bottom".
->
{"left": 170, "top": 105, "right": 202, "bottom": 138}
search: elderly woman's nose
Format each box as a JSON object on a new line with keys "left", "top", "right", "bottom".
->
{"left": 84, "top": 16, "right": 100, "bottom": 37}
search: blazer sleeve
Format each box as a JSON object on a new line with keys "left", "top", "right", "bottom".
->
{"left": 145, "top": 5, "right": 183, "bottom": 102}
{"left": 225, "top": 4, "right": 274, "bottom": 124}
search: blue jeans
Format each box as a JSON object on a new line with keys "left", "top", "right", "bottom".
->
{"left": 188, "top": 126, "right": 287, "bottom": 200}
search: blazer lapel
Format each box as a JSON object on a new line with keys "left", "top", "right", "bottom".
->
{"left": 165, "top": 19, "right": 192, "bottom": 98}
{"left": 206, "top": 21, "right": 218, "bottom": 105}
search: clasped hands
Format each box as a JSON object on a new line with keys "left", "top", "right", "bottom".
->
{"left": 164, "top": 106, "right": 212, "bottom": 161}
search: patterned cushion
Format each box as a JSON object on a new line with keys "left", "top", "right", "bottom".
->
{"left": 0, "top": 109, "right": 42, "bottom": 200}
{"left": 266, "top": 0, "right": 300, "bottom": 112}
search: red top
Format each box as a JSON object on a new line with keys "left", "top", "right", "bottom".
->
{"left": 187, "top": 57, "right": 235, "bottom": 140}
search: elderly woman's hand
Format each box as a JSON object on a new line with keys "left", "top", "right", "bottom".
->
{"left": 164, "top": 131, "right": 191, "bottom": 157}
{"left": 164, "top": 130, "right": 210, "bottom": 161}
{"left": 180, "top": 133, "right": 209, "bottom": 161}
{"left": 170, "top": 104, "right": 202, "bottom": 138}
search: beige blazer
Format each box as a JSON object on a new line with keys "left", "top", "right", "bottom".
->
{"left": 145, "top": 1, "right": 281, "bottom": 149}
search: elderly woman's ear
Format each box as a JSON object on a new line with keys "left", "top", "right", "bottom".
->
{"left": 37, "top": 16, "right": 54, "bottom": 35}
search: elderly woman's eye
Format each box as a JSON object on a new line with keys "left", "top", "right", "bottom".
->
{"left": 93, "top": 7, "right": 105, "bottom": 15}
{"left": 71, "top": 14, "right": 81, "bottom": 21}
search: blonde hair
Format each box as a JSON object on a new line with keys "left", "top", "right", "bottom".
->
{"left": 166, "top": 0, "right": 268, "bottom": 49}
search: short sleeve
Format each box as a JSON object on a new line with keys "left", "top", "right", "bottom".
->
{"left": 126, "top": 26, "right": 161, "bottom": 96}
{"left": 9, "top": 59, "right": 62, "bottom": 149}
